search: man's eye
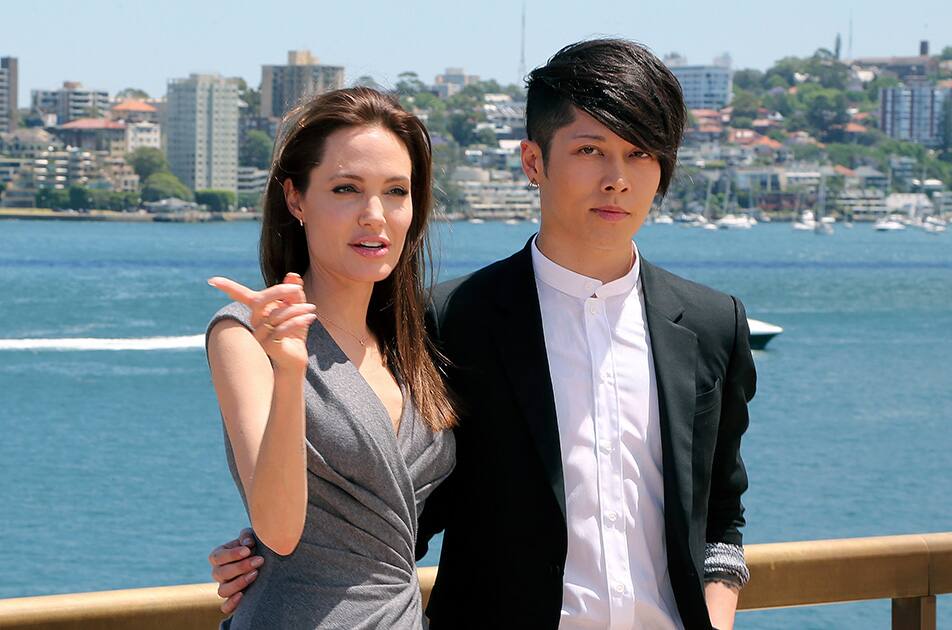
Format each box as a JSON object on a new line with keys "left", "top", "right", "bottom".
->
{"left": 631, "top": 151, "right": 651, "bottom": 159}
{"left": 578, "top": 146, "right": 599, "bottom": 155}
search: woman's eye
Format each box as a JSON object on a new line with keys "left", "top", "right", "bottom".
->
{"left": 388, "top": 187, "right": 409, "bottom": 196}
{"left": 332, "top": 184, "right": 358, "bottom": 193}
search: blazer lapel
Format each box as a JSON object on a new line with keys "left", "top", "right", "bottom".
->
{"left": 641, "top": 259, "right": 697, "bottom": 535}
{"left": 490, "top": 240, "right": 566, "bottom": 522}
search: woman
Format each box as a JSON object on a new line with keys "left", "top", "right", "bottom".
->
{"left": 205, "top": 87, "right": 456, "bottom": 629}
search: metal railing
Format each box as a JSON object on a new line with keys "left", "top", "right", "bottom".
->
{"left": 0, "top": 532, "right": 948, "bottom": 629}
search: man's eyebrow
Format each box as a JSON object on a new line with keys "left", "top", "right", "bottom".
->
{"left": 571, "top": 133, "right": 608, "bottom": 141}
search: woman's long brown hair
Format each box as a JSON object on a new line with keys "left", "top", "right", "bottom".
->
{"left": 260, "top": 87, "right": 455, "bottom": 431}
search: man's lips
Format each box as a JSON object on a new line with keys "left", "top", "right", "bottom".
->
{"left": 591, "top": 206, "right": 630, "bottom": 222}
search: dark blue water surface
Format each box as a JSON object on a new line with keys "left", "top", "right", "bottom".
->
{"left": 1, "top": 219, "right": 950, "bottom": 629}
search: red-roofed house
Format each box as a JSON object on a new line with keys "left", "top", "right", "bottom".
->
{"left": 54, "top": 117, "right": 127, "bottom": 154}
{"left": 110, "top": 99, "right": 159, "bottom": 123}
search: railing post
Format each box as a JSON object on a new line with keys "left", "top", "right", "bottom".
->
{"left": 892, "top": 596, "right": 936, "bottom": 630}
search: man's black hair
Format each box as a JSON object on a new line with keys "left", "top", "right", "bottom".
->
{"left": 525, "top": 38, "right": 686, "bottom": 195}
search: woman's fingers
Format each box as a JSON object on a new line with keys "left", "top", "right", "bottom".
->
{"left": 270, "top": 313, "right": 318, "bottom": 341}
{"left": 283, "top": 272, "right": 304, "bottom": 287}
{"left": 208, "top": 277, "right": 256, "bottom": 305}
{"left": 266, "top": 303, "right": 317, "bottom": 328}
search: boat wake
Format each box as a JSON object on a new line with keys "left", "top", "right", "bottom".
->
{"left": 0, "top": 335, "right": 205, "bottom": 351}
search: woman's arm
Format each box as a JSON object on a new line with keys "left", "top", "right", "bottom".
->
{"left": 208, "top": 276, "right": 317, "bottom": 556}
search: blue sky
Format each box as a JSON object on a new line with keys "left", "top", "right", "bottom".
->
{"left": 4, "top": 0, "right": 950, "bottom": 106}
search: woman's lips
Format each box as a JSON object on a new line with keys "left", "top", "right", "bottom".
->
{"left": 591, "top": 206, "right": 630, "bottom": 222}
{"left": 350, "top": 243, "right": 391, "bottom": 258}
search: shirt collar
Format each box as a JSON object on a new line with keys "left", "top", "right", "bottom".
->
{"left": 531, "top": 235, "right": 641, "bottom": 300}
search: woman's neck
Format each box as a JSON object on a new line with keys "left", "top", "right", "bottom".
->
{"left": 302, "top": 266, "right": 375, "bottom": 339}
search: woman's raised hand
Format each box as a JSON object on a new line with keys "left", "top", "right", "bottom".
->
{"left": 208, "top": 272, "right": 317, "bottom": 371}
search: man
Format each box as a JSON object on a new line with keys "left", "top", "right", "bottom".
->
{"left": 211, "top": 39, "right": 754, "bottom": 629}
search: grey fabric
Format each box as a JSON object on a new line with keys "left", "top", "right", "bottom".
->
{"left": 207, "top": 301, "right": 456, "bottom": 629}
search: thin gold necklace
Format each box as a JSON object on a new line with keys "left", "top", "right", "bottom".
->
{"left": 314, "top": 308, "right": 369, "bottom": 347}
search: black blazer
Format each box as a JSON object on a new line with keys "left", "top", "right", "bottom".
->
{"left": 418, "top": 239, "right": 756, "bottom": 630}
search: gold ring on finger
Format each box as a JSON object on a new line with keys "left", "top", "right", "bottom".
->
{"left": 262, "top": 322, "right": 275, "bottom": 332}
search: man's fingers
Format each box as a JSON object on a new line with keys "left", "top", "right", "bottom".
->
{"left": 238, "top": 528, "right": 255, "bottom": 547}
{"left": 217, "top": 568, "right": 259, "bottom": 599}
{"left": 208, "top": 277, "right": 256, "bottom": 305}
{"left": 209, "top": 543, "right": 251, "bottom": 569}
{"left": 220, "top": 590, "right": 243, "bottom": 615}
{"left": 211, "top": 555, "right": 264, "bottom": 584}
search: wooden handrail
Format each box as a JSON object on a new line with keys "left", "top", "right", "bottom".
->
{"left": 0, "top": 532, "right": 949, "bottom": 629}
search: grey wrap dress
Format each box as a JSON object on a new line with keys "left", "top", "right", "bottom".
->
{"left": 207, "top": 302, "right": 456, "bottom": 629}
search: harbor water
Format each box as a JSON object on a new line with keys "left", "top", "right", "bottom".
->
{"left": 1, "top": 219, "right": 950, "bottom": 628}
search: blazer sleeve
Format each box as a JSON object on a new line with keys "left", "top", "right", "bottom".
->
{"left": 706, "top": 295, "right": 756, "bottom": 546}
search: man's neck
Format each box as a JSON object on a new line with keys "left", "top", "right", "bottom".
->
{"left": 535, "top": 231, "right": 635, "bottom": 284}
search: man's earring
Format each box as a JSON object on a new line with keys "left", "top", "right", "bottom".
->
{"left": 527, "top": 179, "right": 539, "bottom": 190}
{"left": 298, "top": 216, "right": 304, "bottom": 227}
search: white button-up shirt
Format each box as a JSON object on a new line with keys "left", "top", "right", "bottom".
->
{"left": 531, "top": 238, "right": 683, "bottom": 630}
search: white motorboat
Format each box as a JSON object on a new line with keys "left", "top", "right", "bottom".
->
{"left": 716, "top": 214, "right": 754, "bottom": 230}
{"left": 874, "top": 218, "right": 906, "bottom": 231}
{"left": 747, "top": 318, "right": 784, "bottom": 350}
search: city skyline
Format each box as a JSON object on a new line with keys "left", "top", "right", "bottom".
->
{"left": 4, "top": 0, "right": 951, "bottom": 107}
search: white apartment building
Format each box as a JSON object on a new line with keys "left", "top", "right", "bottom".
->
{"left": 166, "top": 74, "right": 238, "bottom": 193}
{"left": 260, "top": 50, "right": 345, "bottom": 119}
{"left": 669, "top": 64, "right": 733, "bottom": 110}
{"left": 125, "top": 121, "right": 161, "bottom": 153}
{"left": 31, "top": 81, "right": 110, "bottom": 124}
{"left": 0, "top": 57, "right": 18, "bottom": 133}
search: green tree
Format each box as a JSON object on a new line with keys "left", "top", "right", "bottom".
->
{"left": 127, "top": 147, "right": 169, "bottom": 181}
{"left": 68, "top": 185, "right": 90, "bottom": 210}
{"left": 733, "top": 69, "right": 765, "bottom": 93}
{"left": 475, "top": 127, "right": 497, "bottom": 145}
{"left": 240, "top": 130, "right": 274, "bottom": 169}
{"left": 941, "top": 46, "right": 952, "bottom": 61}
{"left": 35, "top": 188, "right": 70, "bottom": 209}
{"left": 730, "top": 89, "right": 761, "bottom": 118}
{"left": 237, "top": 192, "right": 264, "bottom": 209}
{"left": 234, "top": 78, "right": 261, "bottom": 115}
{"left": 195, "top": 189, "right": 237, "bottom": 211}
{"left": 804, "top": 89, "right": 849, "bottom": 140}
{"left": 395, "top": 72, "right": 427, "bottom": 97}
{"left": 142, "top": 172, "right": 193, "bottom": 202}
{"left": 448, "top": 112, "right": 477, "bottom": 146}
{"left": 116, "top": 88, "right": 149, "bottom": 100}
{"left": 352, "top": 75, "right": 384, "bottom": 91}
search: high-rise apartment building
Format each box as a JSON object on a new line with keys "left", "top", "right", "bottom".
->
{"left": 880, "top": 82, "right": 951, "bottom": 147}
{"left": 667, "top": 56, "right": 733, "bottom": 110}
{"left": 166, "top": 74, "right": 239, "bottom": 193}
{"left": 31, "top": 81, "right": 109, "bottom": 124}
{"left": 260, "top": 50, "right": 345, "bottom": 119}
{"left": 0, "top": 57, "right": 19, "bottom": 133}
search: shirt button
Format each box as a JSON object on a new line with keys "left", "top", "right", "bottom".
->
{"left": 588, "top": 303, "right": 598, "bottom": 315}
{"left": 599, "top": 440, "right": 613, "bottom": 454}
{"left": 606, "top": 510, "right": 618, "bottom": 522}
{"left": 613, "top": 583, "right": 625, "bottom": 594}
